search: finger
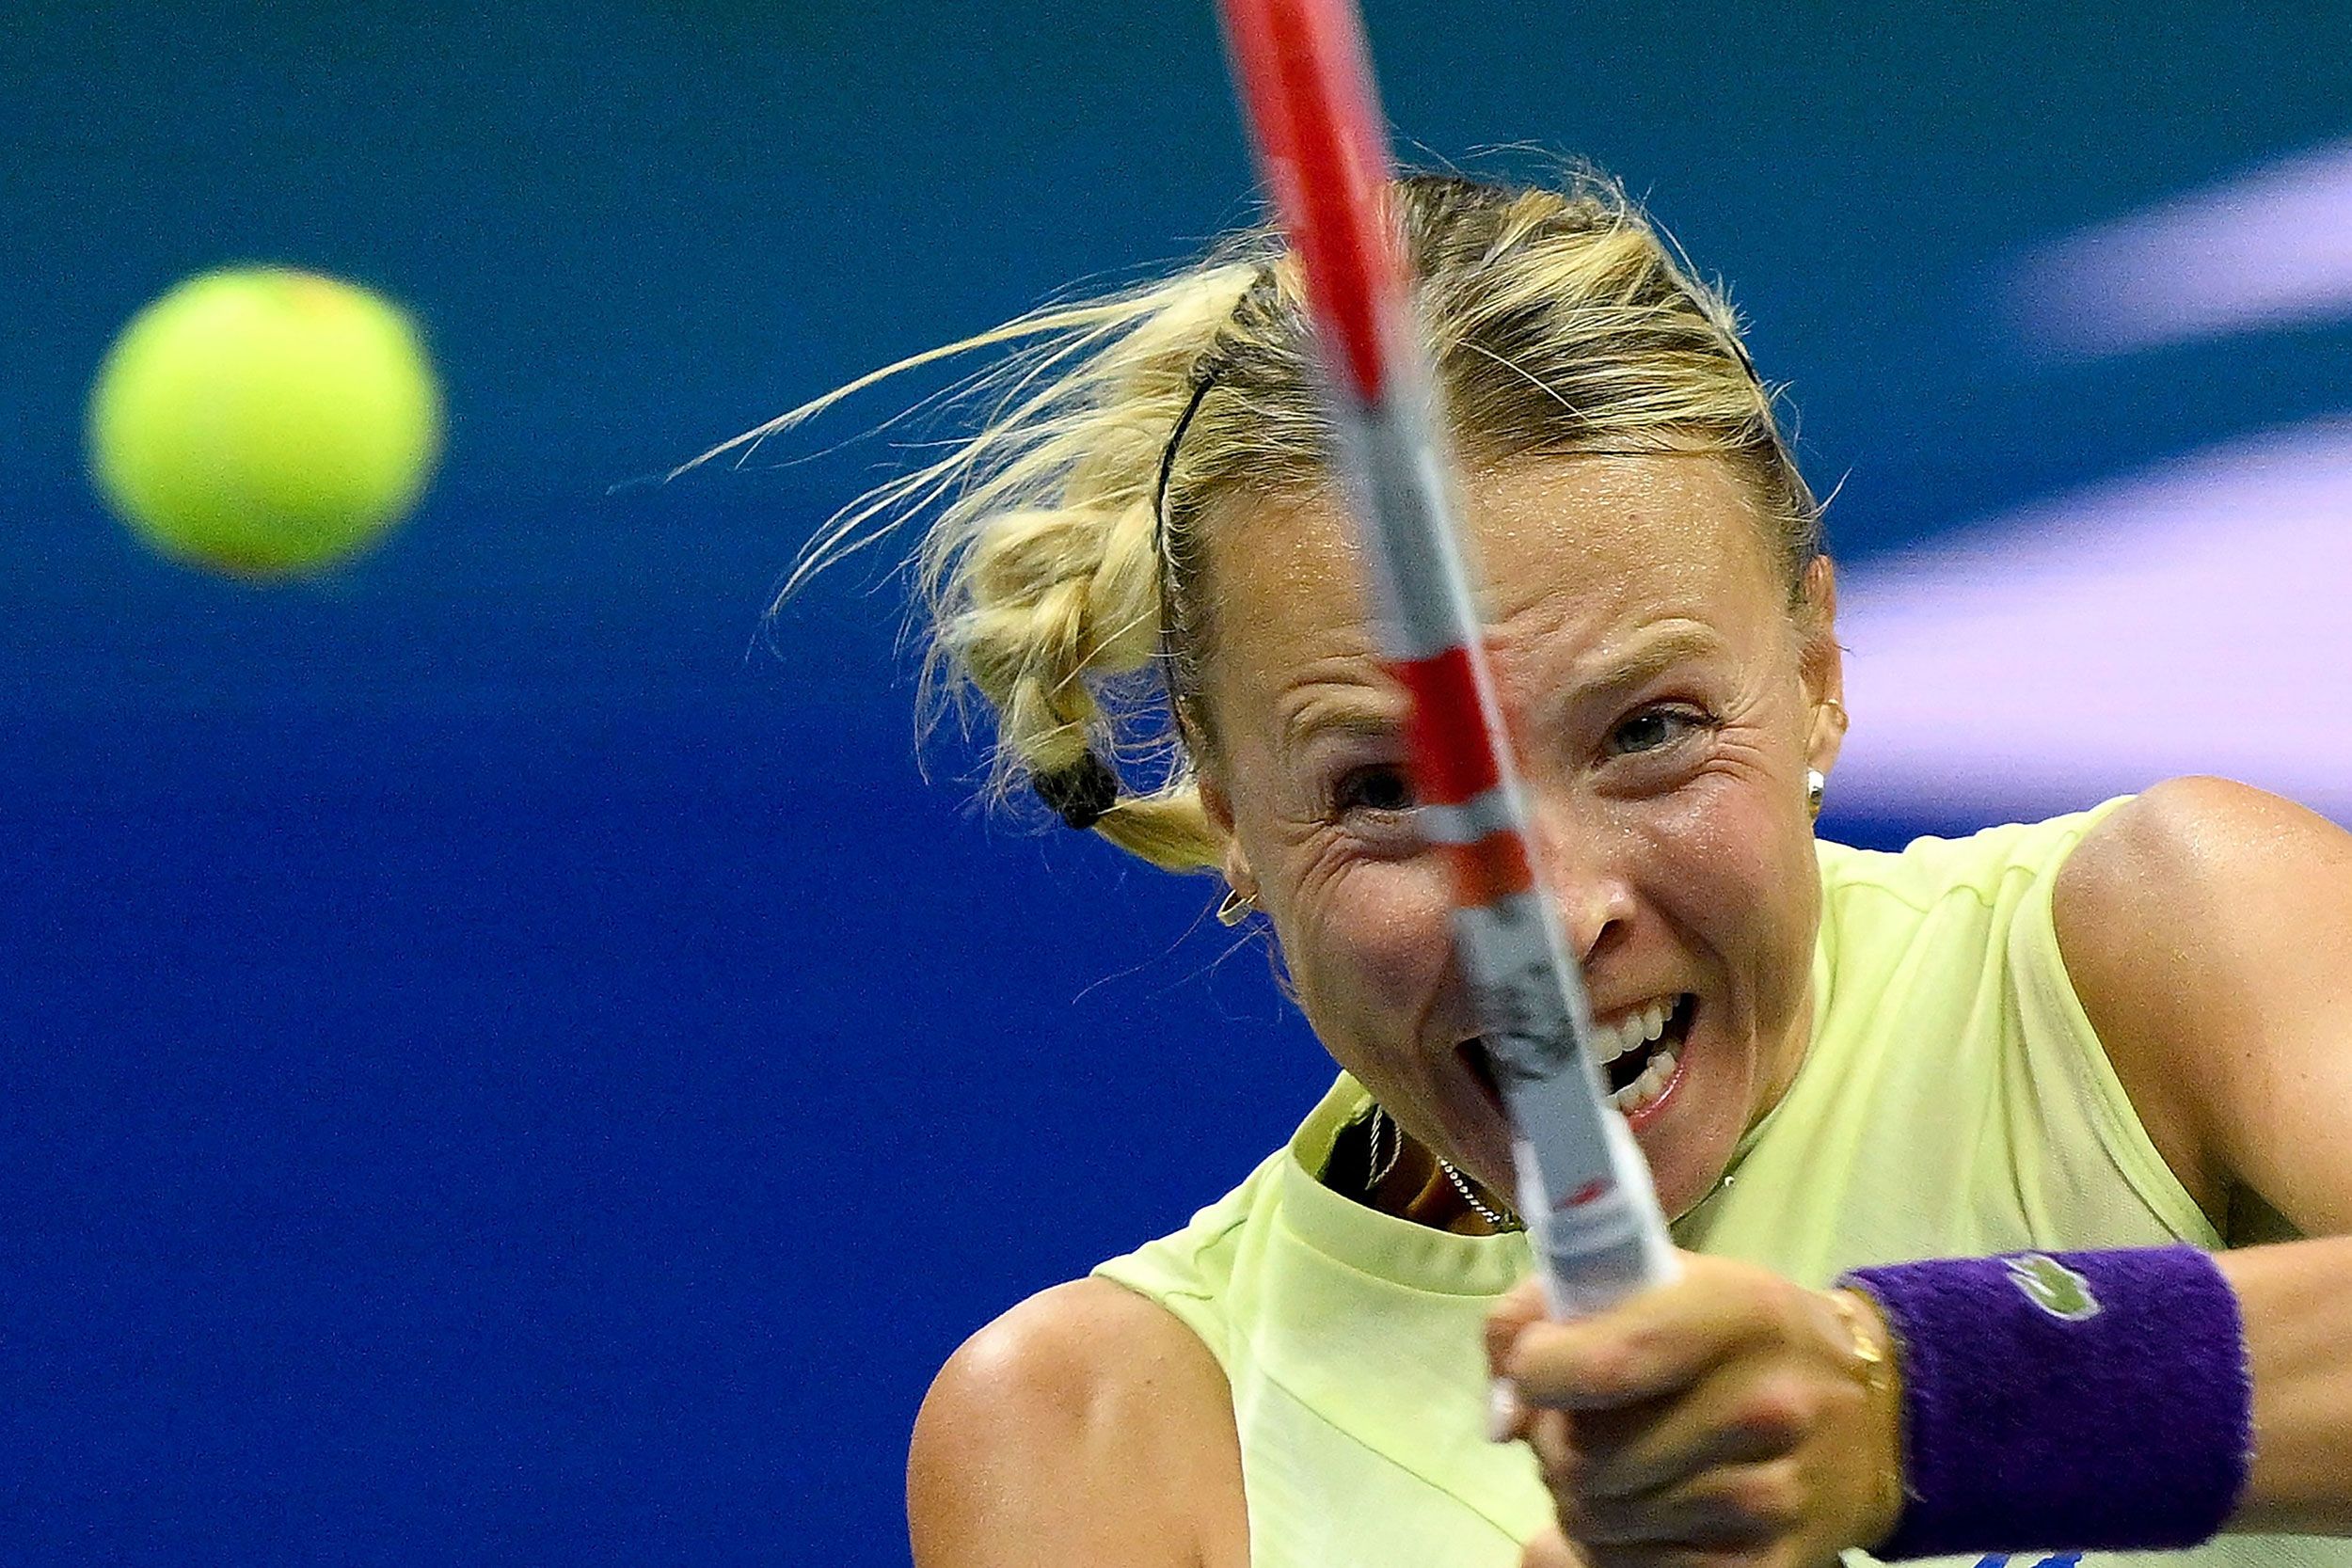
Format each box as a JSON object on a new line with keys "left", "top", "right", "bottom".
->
{"left": 1487, "top": 1275, "right": 1550, "bottom": 1375}
{"left": 1568, "top": 1360, "right": 1810, "bottom": 1500}
{"left": 1583, "top": 1544, "right": 1751, "bottom": 1568}
{"left": 1574, "top": 1461, "right": 1796, "bottom": 1552}
{"left": 1527, "top": 1406, "right": 1579, "bottom": 1496}
{"left": 1503, "top": 1259, "right": 1779, "bottom": 1411}
{"left": 1520, "top": 1526, "right": 1586, "bottom": 1568}
{"left": 1488, "top": 1276, "right": 1550, "bottom": 1441}
{"left": 1489, "top": 1372, "right": 1533, "bottom": 1443}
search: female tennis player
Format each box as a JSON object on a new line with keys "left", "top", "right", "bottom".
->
{"left": 782, "top": 172, "right": 2352, "bottom": 1568}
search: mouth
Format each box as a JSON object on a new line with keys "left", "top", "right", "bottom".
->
{"left": 1455, "top": 992, "right": 1696, "bottom": 1126}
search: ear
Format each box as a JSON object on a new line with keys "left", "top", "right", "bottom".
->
{"left": 1194, "top": 766, "right": 1257, "bottom": 896}
{"left": 1797, "top": 554, "right": 1848, "bottom": 777}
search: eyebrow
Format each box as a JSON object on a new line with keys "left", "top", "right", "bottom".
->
{"left": 1279, "top": 683, "right": 1406, "bottom": 754}
{"left": 1278, "top": 621, "right": 1728, "bottom": 753}
{"left": 1563, "top": 622, "right": 1729, "bottom": 697}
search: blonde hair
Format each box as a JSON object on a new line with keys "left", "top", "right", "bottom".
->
{"left": 743, "top": 170, "right": 1820, "bottom": 874}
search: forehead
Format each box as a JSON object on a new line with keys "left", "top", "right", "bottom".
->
{"left": 1197, "top": 454, "right": 1783, "bottom": 716}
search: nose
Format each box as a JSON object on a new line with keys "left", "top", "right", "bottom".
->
{"left": 1526, "top": 800, "right": 1635, "bottom": 966}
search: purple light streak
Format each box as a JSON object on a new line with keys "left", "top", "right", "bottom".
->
{"left": 2013, "top": 137, "right": 2352, "bottom": 357}
{"left": 1835, "top": 420, "right": 2352, "bottom": 824}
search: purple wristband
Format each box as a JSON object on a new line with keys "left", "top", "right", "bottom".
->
{"left": 1840, "top": 1246, "right": 2252, "bottom": 1560}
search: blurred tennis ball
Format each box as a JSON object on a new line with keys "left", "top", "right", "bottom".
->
{"left": 87, "top": 267, "right": 442, "bottom": 579}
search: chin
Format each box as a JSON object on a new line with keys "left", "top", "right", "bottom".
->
{"left": 1615, "top": 1006, "right": 1751, "bottom": 1220}
{"left": 1642, "top": 1136, "right": 1739, "bottom": 1221}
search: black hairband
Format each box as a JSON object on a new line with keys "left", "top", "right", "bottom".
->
{"left": 1151, "top": 362, "right": 1225, "bottom": 551}
{"left": 1031, "top": 750, "right": 1120, "bottom": 831}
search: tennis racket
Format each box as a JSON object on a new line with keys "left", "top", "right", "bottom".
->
{"left": 1212, "top": 0, "right": 1677, "bottom": 1317}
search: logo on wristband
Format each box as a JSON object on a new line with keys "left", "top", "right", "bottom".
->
{"left": 2004, "top": 1253, "right": 2101, "bottom": 1321}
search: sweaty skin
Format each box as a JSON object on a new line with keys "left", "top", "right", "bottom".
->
{"left": 1492, "top": 777, "right": 2352, "bottom": 1565}
{"left": 908, "top": 456, "right": 2352, "bottom": 1568}
{"left": 914, "top": 453, "right": 1842, "bottom": 1568}
{"left": 1196, "top": 454, "right": 1844, "bottom": 1219}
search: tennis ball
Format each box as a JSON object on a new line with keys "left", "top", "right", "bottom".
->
{"left": 87, "top": 267, "right": 443, "bottom": 578}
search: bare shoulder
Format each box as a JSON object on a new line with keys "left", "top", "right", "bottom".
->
{"left": 2054, "top": 778, "right": 2352, "bottom": 1230}
{"left": 908, "top": 1276, "right": 1248, "bottom": 1568}
{"left": 2064, "top": 778, "right": 2348, "bottom": 885}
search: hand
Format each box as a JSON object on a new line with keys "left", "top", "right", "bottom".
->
{"left": 1486, "top": 1252, "right": 1902, "bottom": 1568}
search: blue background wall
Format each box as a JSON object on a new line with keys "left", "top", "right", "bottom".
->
{"left": 7, "top": 4, "right": 2350, "bottom": 1562}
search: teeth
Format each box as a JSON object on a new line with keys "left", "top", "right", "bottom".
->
{"left": 1611, "top": 1046, "right": 1678, "bottom": 1115}
{"left": 1591, "top": 998, "right": 1674, "bottom": 1064}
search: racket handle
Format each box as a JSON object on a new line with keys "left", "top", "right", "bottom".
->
{"left": 1458, "top": 895, "right": 1678, "bottom": 1317}
{"left": 1510, "top": 1094, "right": 1679, "bottom": 1318}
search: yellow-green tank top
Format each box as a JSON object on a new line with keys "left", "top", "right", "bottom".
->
{"left": 1093, "top": 804, "right": 2344, "bottom": 1568}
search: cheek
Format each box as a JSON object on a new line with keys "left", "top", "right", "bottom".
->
{"left": 1280, "top": 857, "right": 1453, "bottom": 1037}
{"left": 1650, "top": 779, "right": 1820, "bottom": 1013}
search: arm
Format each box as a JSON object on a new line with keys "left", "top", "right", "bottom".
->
{"left": 2056, "top": 776, "right": 2352, "bottom": 1533}
{"left": 908, "top": 1277, "right": 1248, "bottom": 1568}
{"left": 1486, "top": 778, "right": 2352, "bottom": 1565}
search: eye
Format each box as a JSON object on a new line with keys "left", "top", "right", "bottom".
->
{"left": 1332, "top": 764, "right": 1417, "bottom": 816}
{"left": 1606, "top": 704, "right": 1715, "bottom": 757}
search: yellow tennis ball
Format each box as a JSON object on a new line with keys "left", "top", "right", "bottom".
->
{"left": 87, "top": 267, "right": 443, "bottom": 578}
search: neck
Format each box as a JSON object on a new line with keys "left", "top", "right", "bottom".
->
{"left": 1360, "top": 1126, "right": 1513, "bottom": 1236}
